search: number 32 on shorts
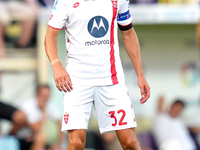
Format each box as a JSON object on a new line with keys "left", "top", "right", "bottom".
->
{"left": 109, "top": 109, "right": 127, "bottom": 126}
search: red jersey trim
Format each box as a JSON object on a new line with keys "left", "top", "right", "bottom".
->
{"left": 110, "top": 1, "right": 118, "bottom": 85}
{"left": 48, "top": 25, "right": 62, "bottom": 30}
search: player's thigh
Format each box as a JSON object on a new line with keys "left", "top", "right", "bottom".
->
{"left": 94, "top": 84, "right": 137, "bottom": 134}
{"left": 62, "top": 85, "right": 94, "bottom": 132}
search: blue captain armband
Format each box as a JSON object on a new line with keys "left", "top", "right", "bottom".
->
{"left": 117, "top": 10, "right": 131, "bottom": 21}
{"left": 117, "top": 10, "right": 132, "bottom": 31}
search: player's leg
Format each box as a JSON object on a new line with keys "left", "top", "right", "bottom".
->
{"left": 94, "top": 84, "right": 137, "bottom": 134}
{"left": 94, "top": 84, "right": 139, "bottom": 149}
{"left": 116, "top": 128, "right": 141, "bottom": 150}
{"left": 61, "top": 85, "right": 94, "bottom": 150}
{"left": 67, "top": 129, "right": 86, "bottom": 150}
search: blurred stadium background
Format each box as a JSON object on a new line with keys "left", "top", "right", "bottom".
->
{"left": 0, "top": 0, "right": 200, "bottom": 149}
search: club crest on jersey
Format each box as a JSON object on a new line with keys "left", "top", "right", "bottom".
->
{"left": 111, "top": 0, "right": 117, "bottom": 8}
{"left": 87, "top": 16, "right": 109, "bottom": 38}
{"left": 64, "top": 112, "right": 69, "bottom": 124}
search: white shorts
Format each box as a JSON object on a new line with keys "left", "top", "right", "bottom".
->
{"left": 61, "top": 84, "right": 137, "bottom": 134}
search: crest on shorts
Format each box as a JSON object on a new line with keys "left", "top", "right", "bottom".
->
{"left": 64, "top": 112, "right": 69, "bottom": 124}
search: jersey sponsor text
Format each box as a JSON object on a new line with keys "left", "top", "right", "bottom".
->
{"left": 85, "top": 39, "right": 109, "bottom": 46}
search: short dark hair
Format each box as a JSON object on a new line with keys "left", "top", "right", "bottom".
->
{"left": 36, "top": 84, "right": 50, "bottom": 94}
{"left": 172, "top": 99, "right": 185, "bottom": 108}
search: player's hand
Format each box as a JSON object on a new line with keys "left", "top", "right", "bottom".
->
{"left": 137, "top": 75, "right": 150, "bottom": 104}
{"left": 52, "top": 61, "right": 73, "bottom": 92}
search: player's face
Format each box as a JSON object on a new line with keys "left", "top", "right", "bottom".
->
{"left": 169, "top": 103, "right": 184, "bottom": 118}
{"left": 37, "top": 87, "right": 50, "bottom": 108}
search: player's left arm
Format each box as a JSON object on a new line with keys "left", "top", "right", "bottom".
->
{"left": 120, "top": 28, "right": 150, "bottom": 104}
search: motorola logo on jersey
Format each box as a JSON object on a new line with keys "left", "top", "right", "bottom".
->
{"left": 88, "top": 16, "right": 109, "bottom": 38}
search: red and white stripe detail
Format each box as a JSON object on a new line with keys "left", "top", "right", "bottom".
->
{"left": 110, "top": 0, "right": 118, "bottom": 85}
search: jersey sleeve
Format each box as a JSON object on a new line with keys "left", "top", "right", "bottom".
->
{"left": 48, "top": 0, "right": 68, "bottom": 30}
{"left": 117, "top": 0, "right": 132, "bottom": 31}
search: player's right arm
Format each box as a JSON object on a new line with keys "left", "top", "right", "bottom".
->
{"left": 118, "top": 0, "right": 150, "bottom": 104}
{"left": 45, "top": 0, "right": 71, "bottom": 92}
{"left": 44, "top": 27, "right": 72, "bottom": 92}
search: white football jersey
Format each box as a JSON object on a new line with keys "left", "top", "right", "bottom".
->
{"left": 48, "top": 0, "right": 132, "bottom": 85}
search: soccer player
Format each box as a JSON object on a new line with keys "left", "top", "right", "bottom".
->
{"left": 45, "top": 0, "right": 150, "bottom": 149}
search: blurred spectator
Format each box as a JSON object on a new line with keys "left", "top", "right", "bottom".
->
{"left": 183, "top": 97, "right": 200, "bottom": 149}
{"left": 152, "top": 96, "right": 196, "bottom": 150}
{"left": 16, "top": 84, "right": 63, "bottom": 150}
{"left": 0, "top": 0, "right": 36, "bottom": 58}
{"left": 0, "top": 102, "right": 27, "bottom": 135}
{"left": 0, "top": 73, "right": 27, "bottom": 135}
